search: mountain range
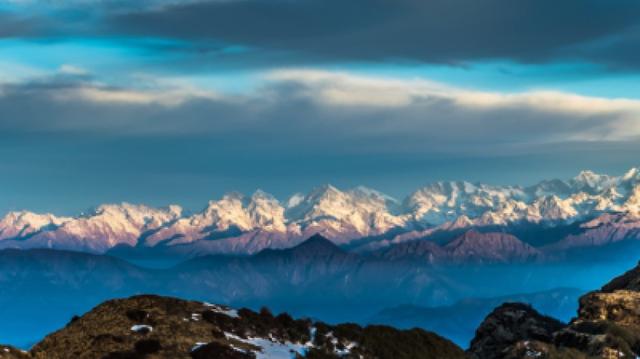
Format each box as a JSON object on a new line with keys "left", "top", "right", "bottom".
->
{"left": 0, "top": 234, "right": 617, "bottom": 349}
{"left": 2, "top": 168, "right": 640, "bottom": 259}
{"left": 8, "top": 248, "right": 640, "bottom": 358}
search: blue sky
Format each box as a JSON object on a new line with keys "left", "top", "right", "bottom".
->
{"left": 1, "top": 0, "right": 640, "bottom": 214}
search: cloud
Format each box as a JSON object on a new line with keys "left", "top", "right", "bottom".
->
{"left": 264, "top": 70, "right": 640, "bottom": 141}
{"left": 1, "top": 69, "right": 639, "bottom": 150}
{"left": 109, "top": 0, "right": 640, "bottom": 67}
{"left": 3, "top": 68, "right": 640, "bottom": 213}
{"left": 0, "top": 12, "right": 37, "bottom": 38}
{"left": 58, "top": 64, "right": 89, "bottom": 76}
{"left": 51, "top": 84, "right": 219, "bottom": 106}
{"left": 567, "top": 25, "right": 640, "bottom": 70}
{"left": 5, "top": 1, "right": 640, "bottom": 71}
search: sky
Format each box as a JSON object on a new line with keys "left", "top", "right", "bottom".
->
{"left": 1, "top": 0, "right": 640, "bottom": 215}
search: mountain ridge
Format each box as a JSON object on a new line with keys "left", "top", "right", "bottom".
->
{"left": 7, "top": 254, "right": 640, "bottom": 357}
{"left": 3, "top": 168, "right": 640, "bottom": 256}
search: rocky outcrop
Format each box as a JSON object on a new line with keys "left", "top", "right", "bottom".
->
{"left": 470, "top": 260, "right": 640, "bottom": 358}
{"left": 601, "top": 260, "right": 640, "bottom": 292}
{"left": 0, "top": 346, "right": 30, "bottom": 359}
{"left": 468, "top": 303, "right": 565, "bottom": 359}
{"left": 24, "top": 294, "right": 466, "bottom": 359}
{"left": 577, "top": 290, "right": 640, "bottom": 326}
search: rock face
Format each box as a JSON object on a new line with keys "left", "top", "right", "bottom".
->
{"left": 25, "top": 294, "right": 466, "bottom": 359}
{"left": 468, "top": 303, "right": 565, "bottom": 359}
{"left": 369, "top": 288, "right": 582, "bottom": 349}
{"left": 600, "top": 260, "right": 640, "bottom": 292}
{"left": 0, "top": 346, "right": 30, "bottom": 359}
{"left": 577, "top": 290, "right": 640, "bottom": 327}
{"left": 469, "top": 260, "right": 640, "bottom": 358}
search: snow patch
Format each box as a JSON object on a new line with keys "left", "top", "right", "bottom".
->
{"left": 225, "top": 332, "right": 308, "bottom": 359}
{"left": 191, "top": 342, "right": 207, "bottom": 352}
{"left": 130, "top": 324, "right": 153, "bottom": 333}
{"left": 204, "top": 302, "right": 239, "bottom": 318}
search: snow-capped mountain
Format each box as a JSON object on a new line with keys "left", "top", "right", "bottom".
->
{"left": 143, "top": 185, "right": 406, "bottom": 251}
{"left": 0, "top": 203, "right": 182, "bottom": 252}
{"left": 2, "top": 168, "right": 640, "bottom": 254}
{"left": 0, "top": 211, "right": 71, "bottom": 240}
{"left": 404, "top": 181, "right": 527, "bottom": 225}
{"left": 285, "top": 185, "right": 406, "bottom": 244}
{"left": 143, "top": 191, "right": 285, "bottom": 247}
{"left": 405, "top": 168, "right": 640, "bottom": 228}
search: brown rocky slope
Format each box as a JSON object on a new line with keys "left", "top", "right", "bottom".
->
{"left": 19, "top": 295, "right": 465, "bottom": 359}
{"left": 468, "top": 260, "right": 640, "bottom": 358}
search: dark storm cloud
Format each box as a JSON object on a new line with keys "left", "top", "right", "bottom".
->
{"left": 109, "top": 0, "right": 640, "bottom": 66}
{"left": 0, "top": 12, "right": 37, "bottom": 37}
{"left": 568, "top": 25, "right": 640, "bottom": 70}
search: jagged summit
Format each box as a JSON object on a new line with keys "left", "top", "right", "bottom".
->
{"left": 2, "top": 167, "right": 640, "bottom": 255}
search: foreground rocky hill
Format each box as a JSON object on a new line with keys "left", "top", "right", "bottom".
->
{"left": 468, "top": 260, "right": 640, "bottom": 358}
{"left": 17, "top": 295, "right": 464, "bottom": 359}
{"left": 7, "top": 258, "right": 640, "bottom": 357}
{"left": 369, "top": 288, "right": 582, "bottom": 346}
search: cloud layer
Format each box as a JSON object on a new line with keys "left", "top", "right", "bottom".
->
{"left": 2, "top": 69, "right": 639, "bottom": 152}
{"left": 2, "top": 1, "right": 640, "bottom": 213}
{"left": 1, "top": 68, "right": 639, "bottom": 215}
{"left": 109, "top": 0, "right": 640, "bottom": 68}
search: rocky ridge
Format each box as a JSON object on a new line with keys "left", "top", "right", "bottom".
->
{"left": 5, "top": 242, "right": 640, "bottom": 357}
{"left": 468, "top": 260, "right": 640, "bottom": 358}
{"left": 21, "top": 295, "right": 465, "bottom": 359}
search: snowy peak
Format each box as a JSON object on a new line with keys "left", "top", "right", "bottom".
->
{"left": 0, "top": 211, "right": 71, "bottom": 240}
{"left": 404, "top": 167, "right": 640, "bottom": 227}
{"left": 285, "top": 184, "right": 405, "bottom": 242}
{"left": 349, "top": 186, "right": 400, "bottom": 205}
{"left": 0, "top": 203, "right": 183, "bottom": 252}
{"left": 622, "top": 167, "right": 640, "bottom": 182}
{"left": 2, "top": 167, "right": 640, "bottom": 254}
{"left": 41, "top": 203, "right": 182, "bottom": 251}
{"left": 405, "top": 181, "right": 526, "bottom": 225}
{"left": 91, "top": 203, "right": 182, "bottom": 229}
{"left": 570, "top": 170, "right": 615, "bottom": 193}
{"left": 202, "top": 194, "right": 254, "bottom": 231}
{"left": 246, "top": 190, "right": 286, "bottom": 232}
{"left": 145, "top": 192, "right": 287, "bottom": 246}
{"left": 531, "top": 195, "right": 577, "bottom": 221}
{"left": 526, "top": 179, "right": 572, "bottom": 198}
